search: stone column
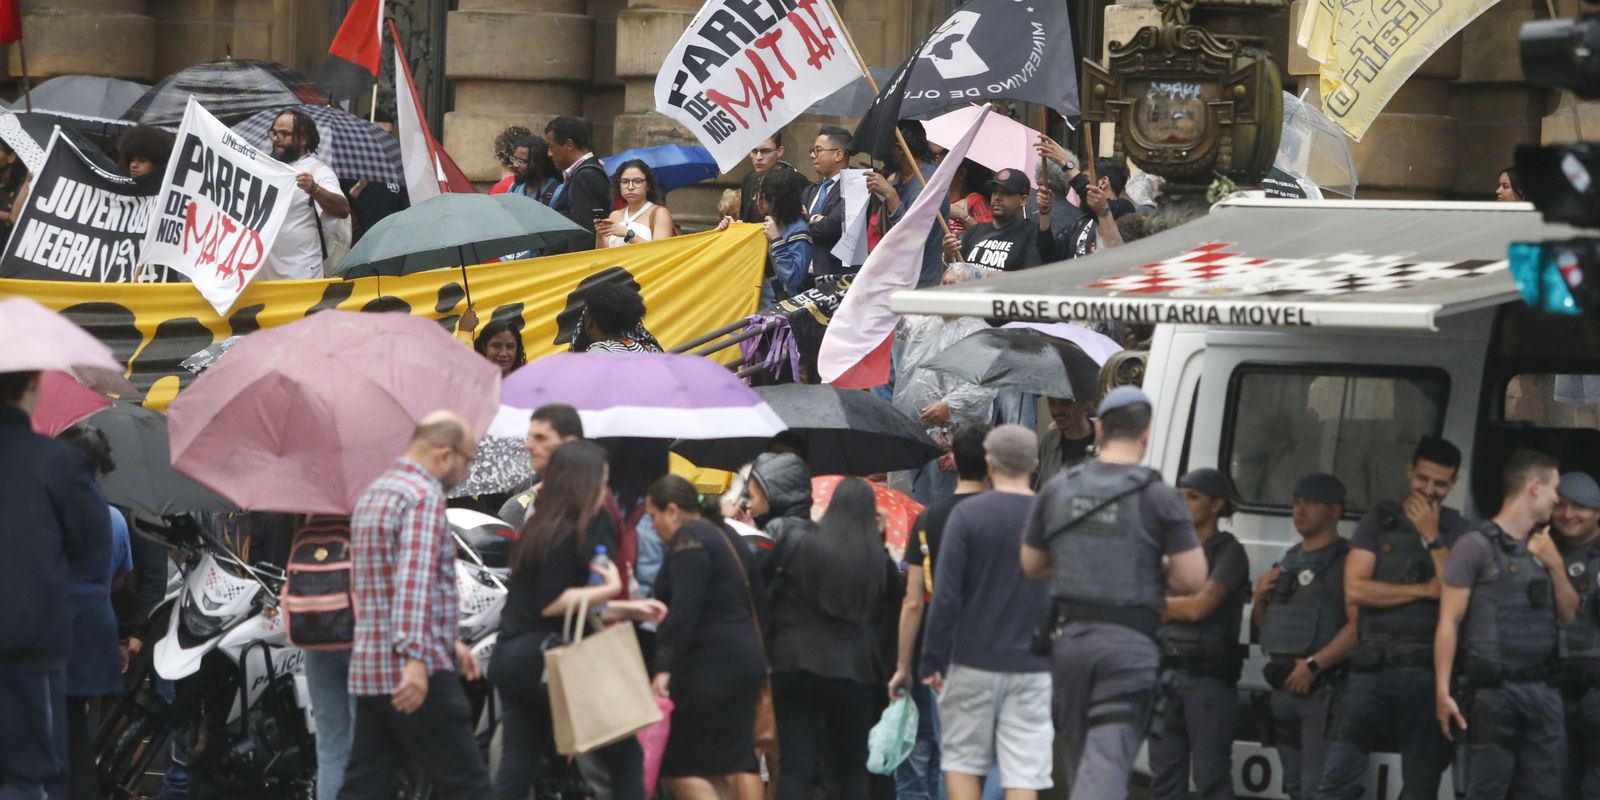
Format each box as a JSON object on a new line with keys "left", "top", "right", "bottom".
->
{"left": 11, "top": 0, "right": 155, "bottom": 80}
{"left": 1449, "top": 0, "right": 1543, "bottom": 197}
{"left": 442, "top": 0, "right": 595, "bottom": 182}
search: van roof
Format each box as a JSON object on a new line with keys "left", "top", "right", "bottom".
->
{"left": 891, "top": 199, "right": 1583, "bottom": 331}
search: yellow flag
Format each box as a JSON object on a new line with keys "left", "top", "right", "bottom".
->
{"left": 1297, "top": 0, "right": 1495, "bottom": 141}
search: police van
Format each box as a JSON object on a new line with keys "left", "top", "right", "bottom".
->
{"left": 891, "top": 199, "right": 1598, "bottom": 799}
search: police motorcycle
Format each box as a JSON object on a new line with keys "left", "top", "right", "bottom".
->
{"left": 97, "top": 514, "right": 317, "bottom": 799}
{"left": 99, "top": 511, "right": 516, "bottom": 800}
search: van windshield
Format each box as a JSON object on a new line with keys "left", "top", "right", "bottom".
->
{"left": 1223, "top": 367, "right": 1450, "bottom": 515}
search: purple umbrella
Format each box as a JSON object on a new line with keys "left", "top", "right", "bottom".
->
{"left": 501, "top": 352, "right": 786, "bottom": 440}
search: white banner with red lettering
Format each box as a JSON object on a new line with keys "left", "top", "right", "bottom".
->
{"left": 141, "top": 98, "right": 298, "bottom": 315}
{"left": 654, "top": 0, "right": 866, "bottom": 172}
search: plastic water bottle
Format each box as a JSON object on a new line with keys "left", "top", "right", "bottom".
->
{"left": 589, "top": 546, "right": 611, "bottom": 585}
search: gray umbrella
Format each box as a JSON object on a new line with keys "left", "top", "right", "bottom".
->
{"left": 85, "top": 401, "right": 235, "bottom": 516}
{"left": 9, "top": 75, "right": 150, "bottom": 119}
{"left": 921, "top": 328, "right": 1102, "bottom": 400}
{"left": 449, "top": 435, "right": 536, "bottom": 500}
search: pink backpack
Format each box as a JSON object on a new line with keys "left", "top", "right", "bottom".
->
{"left": 282, "top": 515, "right": 355, "bottom": 650}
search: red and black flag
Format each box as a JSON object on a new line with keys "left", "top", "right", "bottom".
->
{"left": 319, "top": 0, "right": 384, "bottom": 100}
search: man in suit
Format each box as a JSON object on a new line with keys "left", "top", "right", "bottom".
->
{"left": 803, "top": 126, "right": 854, "bottom": 278}
{"left": 544, "top": 115, "right": 611, "bottom": 254}
{"left": 0, "top": 370, "right": 111, "bottom": 799}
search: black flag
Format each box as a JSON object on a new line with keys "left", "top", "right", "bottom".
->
{"left": 854, "top": 0, "right": 1078, "bottom": 161}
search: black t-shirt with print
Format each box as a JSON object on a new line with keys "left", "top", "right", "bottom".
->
{"left": 961, "top": 216, "right": 1042, "bottom": 271}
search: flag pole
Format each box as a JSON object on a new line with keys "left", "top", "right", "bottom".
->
{"left": 823, "top": 0, "right": 951, "bottom": 237}
{"left": 369, "top": 84, "right": 378, "bottom": 123}
{"left": 17, "top": 38, "right": 31, "bottom": 112}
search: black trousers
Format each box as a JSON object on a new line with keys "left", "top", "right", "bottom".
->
{"left": 0, "top": 665, "right": 66, "bottom": 800}
{"left": 492, "top": 685, "right": 644, "bottom": 800}
{"left": 337, "top": 674, "right": 493, "bottom": 800}
{"left": 65, "top": 695, "right": 101, "bottom": 800}
{"left": 771, "top": 670, "right": 876, "bottom": 800}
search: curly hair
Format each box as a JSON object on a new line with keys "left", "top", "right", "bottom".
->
{"left": 494, "top": 125, "right": 533, "bottom": 168}
{"left": 610, "top": 159, "right": 665, "bottom": 205}
{"left": 275, "top": 108, "right": 320, "bottom": 154}
{"left": 583, "top": 281, "right": 647, "bottom": 339}
{"left": 116, "top": 125, "right": 177, "bottom": 174}
{"left": 756, "top": 168, "right": 808, "bottom": 227}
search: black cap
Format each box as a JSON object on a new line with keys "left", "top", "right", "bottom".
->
{"left": 1292, "top": 473, "right": 1346, "bottom": 505}
{"left": 1178, "top": 468, "right": 1234, "bottom": 501}
{"left": 987, "top": 168, "right": 1031, "bottom": 196}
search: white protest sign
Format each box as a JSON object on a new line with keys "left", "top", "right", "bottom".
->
{"left": 654, "top": 0, "right": 866, "bottom": 172}
{"left": 831, "top": 168, "right": 869, "bottom": 267}
{"left": 141, "top": 98, "right": 299, "bottom": 315}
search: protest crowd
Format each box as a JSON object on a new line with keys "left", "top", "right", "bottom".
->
{"left": 4, "top": 0, "right": 1600, "bottom": 798}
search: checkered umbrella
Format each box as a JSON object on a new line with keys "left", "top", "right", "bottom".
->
{"left": 233, "top": 104, "right": 403, "bottom": 184}
{"left": 123, "top": 59, "right": 328, "bottom": 126}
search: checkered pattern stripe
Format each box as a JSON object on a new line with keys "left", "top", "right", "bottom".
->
{"left": 1082, "top": 241, "right": 1507, "bottom": 298}
{"left": 348, "top": 458, "right": 460, "bottom": 697}
{"left": 233, "top": 104, "right": 404, "bottom": 185}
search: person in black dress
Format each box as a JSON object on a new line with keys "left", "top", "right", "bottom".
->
{"left": 489, "top": 441, "right": 666, "bottom": 800}
{"left": 646, "top": 475, "right": 767, "bottom": 800}
{"left": 755, "top": 473, "right": 899, "bottom": 800}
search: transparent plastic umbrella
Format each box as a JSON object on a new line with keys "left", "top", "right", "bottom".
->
{"left": 1276, "top": 91, "right": 1358, "bottom": 198}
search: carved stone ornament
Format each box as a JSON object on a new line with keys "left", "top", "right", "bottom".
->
{"left": 1081, "top": 20, "right": 1282, "bottom": 187}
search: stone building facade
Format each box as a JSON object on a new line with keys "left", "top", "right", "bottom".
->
{"left": 8, "top": 0, "right": 1596, "bottom": 221}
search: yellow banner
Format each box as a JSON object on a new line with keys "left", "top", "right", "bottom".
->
{"left": 1297, "top": 0, "right": 1494, "bottom": 141}
{"left": 0, "top": 225, "right": 767, "bottom": 410}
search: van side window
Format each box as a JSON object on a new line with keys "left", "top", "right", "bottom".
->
{"left": 1503, "top": 374, "right": 1600, "bottom": 427}
{"left": 1221, "top": 366, "right": 1450, "bottom": 515}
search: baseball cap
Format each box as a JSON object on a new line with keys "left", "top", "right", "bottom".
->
{"left": 1096, "top": 385, "right": 1152, "bottom": 417}
{"left": 1559, "top": 472, "right": 1600, "bottom": 510}
{"left": 1293, "top": 473, "right": 1346, "bottom": 506}
{"left": 1179, "top": 468, "right": 1234, "bottom": 501}
{"left": 987, "top": 168, "right": 1031, "bottom": 196}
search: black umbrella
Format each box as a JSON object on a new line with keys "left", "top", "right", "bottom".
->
{"left": 670, "top": 384, "right": 943, "bottom": 475}
{"left": 921, "top": 328, "right": 1101, "bottom": 400}
{"left": 123, "top": 59, "right": 329, "bottom": 126}
{"left": 85, "top": 401, "right": 235, "bottom": 516}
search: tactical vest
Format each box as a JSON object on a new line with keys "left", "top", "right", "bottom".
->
{"left": 1259, "top": 540, "right": 1350, "bottom": 658}
{"left": 1044, "top": 464, "right": 1165, "bottom": 611}
{"left": 1561, "top": 539, "right": 1600, "bottom": 662}
{"left": 1161, "top": 532, "right": 1247, "bottom": 677}
{"left": 1358, "top": 501, "right": 1441, "bottom": 651}
{"left": 1462, "top": 525, "right": 1557, "bottom": 677}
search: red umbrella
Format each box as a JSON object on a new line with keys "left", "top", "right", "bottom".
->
{"left": 0, "top": 296, "right": 133, "bottom": 395}
{"left": 30, "top": 371, "right": 111, "bottom": 436}
{"left": 810, "top": 476, "right": 925, "bottom": 563}
{"left": 168, "top": 311, "right": 501, "bottom": 515}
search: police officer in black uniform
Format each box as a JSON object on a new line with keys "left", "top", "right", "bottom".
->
{"left": 1554, "top": 471, "right": 1600, "bottom": 798}
{"left": 1252, "top": 473, "right": 1357, "bottom": 800}
{"left": 1317, "top": 436, "right": 1470, "bottom": 799}
{"left": 1020, "top": 386, "right": 1208, "bottom": 800}
{"left": 1149, "top": 468, "right": 1250, "bottom": 800}
{"left": 1435, "top": 449, "right": 1576, "bottom": 800}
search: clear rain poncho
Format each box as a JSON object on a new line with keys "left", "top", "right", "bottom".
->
{"left": 892, "top": 313, "right": 997, "bottom": 440}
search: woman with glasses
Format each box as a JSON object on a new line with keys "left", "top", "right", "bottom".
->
{"left": 596, "top": 159, "right": 675, "bottom": 249}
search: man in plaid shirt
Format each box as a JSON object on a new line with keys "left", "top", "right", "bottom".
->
{"left": 339, "top": 411, "right": 493, "bottom": 799}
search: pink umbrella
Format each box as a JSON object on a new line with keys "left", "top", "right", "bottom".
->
{"left": 922, "top": 105, "right": 1042, "bottom": 183}
{"left": 30, "top": 371, "right": 112, "bottom": 436}
{"left": 168, "top": 311, "right": 501, "bottom": 515}
{"left": 0, "top": 296, "right": 133, "bottom": 394}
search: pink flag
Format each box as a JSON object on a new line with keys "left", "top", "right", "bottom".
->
{"left": 818, "top": 105, "right": 993, "bottom": 388}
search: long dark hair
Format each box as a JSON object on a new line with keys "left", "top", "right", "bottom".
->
{"left": 795, "top": 478, "right": 884, "bottom": 621}
{"left": 611, "top": 159, "right": 665, "bottom": 205}
{"left": 757, "top": 168, "right": 807, "bottom": 227}
{"left": 515, "top": 136, "right": 558, "bottom": 191}
{"left": 511, "top": 440, "right": 609, "bottom": 575}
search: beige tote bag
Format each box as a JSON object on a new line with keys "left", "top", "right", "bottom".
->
{"left": 545, "top": 595, "right": 663, "bottom": 755}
